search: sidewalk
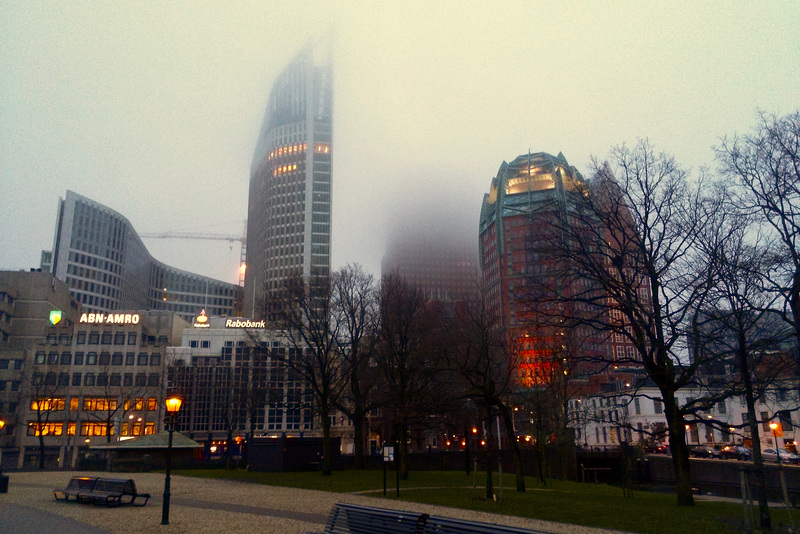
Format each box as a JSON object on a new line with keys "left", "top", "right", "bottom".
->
{"left": 0, "top": 471, "right": 629, "bottom": 534}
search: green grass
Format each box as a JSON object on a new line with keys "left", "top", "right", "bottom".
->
{"left": 175, "top": 469, "right": 783, "bottom": 533}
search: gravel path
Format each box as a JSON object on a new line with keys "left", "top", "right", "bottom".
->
{"left": 0, "top": 471, "right": 630, "bottom": 534}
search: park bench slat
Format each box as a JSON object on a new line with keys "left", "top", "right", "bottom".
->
{"left": 423, "top": 515, "right": 550, "bottom": 534}
{"left": 320, "top": 502, "right": 428, "bottom": 534}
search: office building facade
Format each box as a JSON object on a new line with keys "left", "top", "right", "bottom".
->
{"left": 479, "top": 152, "right": 629, "bottom": 389}
{"left": 244, "top": 46, "right": 333, "bottom": 316}
{"left": 51, "top": 190, "right": 242, "bottom": 323}
{"left": 0, "top": 302, "right": 185, "bottom": 469}
{"left": 381, "top": 234, "right": 479, "bottom": 303}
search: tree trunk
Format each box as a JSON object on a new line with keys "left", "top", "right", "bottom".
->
{"left": 663, "top": 395, "right": 694, "bottom": 506}
{"left": 320, "top": 402, "right": 332, "bottom": 476}
{"left": 484, "top": 409, "right": 494, "bottom": 499}
{"left": 352, "top": 411, "right": 365, "bottom": 470}
{"left": 500, "top": 405, "right": 525, "bottom": 492}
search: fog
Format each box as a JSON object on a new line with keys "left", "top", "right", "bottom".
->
{"left": 2, "top": 2, "right": 798, "bottom": 284}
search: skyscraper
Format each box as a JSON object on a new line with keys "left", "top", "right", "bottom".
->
{"left": 244, "top": 46, "right": 333, "bottom": 316}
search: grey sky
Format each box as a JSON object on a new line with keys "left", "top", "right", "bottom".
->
{"left": 2, "top": 1, "right": 798, "bottom": 284}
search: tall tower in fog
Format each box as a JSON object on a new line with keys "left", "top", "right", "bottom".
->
{"left": 244, "top": 46, "right": 333, "bottom": 317}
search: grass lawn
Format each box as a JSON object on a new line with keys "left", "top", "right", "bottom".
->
{"left": 175, "top": 468, "right": 780, "bottom": 533}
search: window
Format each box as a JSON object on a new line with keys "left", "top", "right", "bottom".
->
{"left": 112, "top": 353, "right": 123, "bottom": 365}
{"left": 30, "top": 398, "right": 66, "bottom": 411}
{"left": 72, "top": 373, "right": 82, "bottom": 386}
{"left": 84, "top": 373, "right": 95, "bottom": 386}
{"left": 110, "top": 373, "right": 121, "bottom": 386}
{"left": 150, "top": 353, "right": 161, "bottom": 366}
{"left": 28, "top": 422, "right": 63, "bottom": 436}
{"left": 83, "top": 397, "right": 118, "bottom": 411}
{"left": 126, "top": 353, "right": 135, "bottom": 365}
{"left": 654, "top": 399, "right": 663, "bottom": 414}
{"left": 69, "top": 397, "right": 79, "bottom": 411}
{"left": 34, "top": 352, "right": 46, "bottom": 364}
{"left": 147, "top": 397, "right": 157, "bottom": 410}
{"left": 58, "top": 373, "right": 69, "bottom": 386}
{"left": 86, "top": 352, "right": 98, "bottom": 365}
{"left": 201, "top": 340, "right": 210, "bottom": 348}
{"left": 124, "top": 373, "right": 133, "bottom": 386}
{"left": 48, "top": 352, "right": 58, "bottom": 364}
{"left": 74, "top": 352, "right": 84, "bottom": 365}
{"left": 189, "top": 340, "right": 198, "bottom": 348}
{"left": 147, "top": 374, "right": 159, "bottom": 387}
{"left": 127, "top": 332, "right": 137, "bottom": 345}
{"left": 88, "top": 332, "right": 100, "bottom": 344}
{"left": 761, "top": 411, "right": 770, "bottom": 432}
{"left": 97, "top": 374, "right": 108, "bottom": 386}
{"left": 81, "top": 422, "right": 113, "bottom": 436}
{"left": 634, "top": 398, "right": 641, "bottom": 415}
{"left": 101, "top": 332, "right": 112, "bottom": 344}
{"left": 76, "top": 331, "right": 86, "bottom": 344}
{"left": 99, "top": 353, "right": 110, "bottom": 365}
{"left": 114, "top": 332, "right": 125, "bottom": 345}
{"left": 135, "top": 374, "right": 147, "bottom": 387}
{"left": 60, "top": 352, "right": 72, "bottom": 365}
{"left": 138, "top": 353, "right": 149, "bottom": 366}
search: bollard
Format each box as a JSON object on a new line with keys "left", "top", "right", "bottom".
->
{"left": 0, "top": 470, "right": 8, "bottom": 493}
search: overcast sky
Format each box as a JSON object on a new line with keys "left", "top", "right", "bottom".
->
{"left": 2, "top": 1, "right": 798, "bottom": 285}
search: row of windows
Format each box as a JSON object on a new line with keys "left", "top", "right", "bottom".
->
{"left": 30, "top": 396, "right": 159, "bottom": 412}
{"left": 35, "top": 351, "right": 161, "bottom": 366}
{"left": 32, "top": 372, "right": 160, "bottom": 387}
{"left": 27, "top": 421, "right": 156, "bottom": 437}
{"left": 0, "top": 359, "right": 23, "bottom": 370}
{"left": 76, "top": 331, "right": 139, "bottom": 345}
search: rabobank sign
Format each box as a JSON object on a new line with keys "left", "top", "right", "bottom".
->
{"left": 225, "top": 319, "right": 266, "bottom": 329}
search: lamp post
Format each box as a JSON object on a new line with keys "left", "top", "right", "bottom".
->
{"left": 161, "top": 393, "right": 182, "bottom": 526}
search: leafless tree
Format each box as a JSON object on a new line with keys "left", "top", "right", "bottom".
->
{"left": 268, "top": 273, "right": 342, "bottom": 476}
{"left": 543, "top": 140, "right": 716, "bottom": 506}
{"left": 330, "top": 264, "right": 380, "bottom": 469}
{"left": 444, "top": 296, "right": 526, "bottom": 495}
{"left": 376, "top": 273, "right": 442, "bottom": 480}
{"left": 689, "top": 183, "right": 797, "bottom": 530}
{"left": 717, "top": 110, "right": 800, "bottom": 358}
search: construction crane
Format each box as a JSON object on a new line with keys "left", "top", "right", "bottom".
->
{"left": 140, "top": 224, "right": 247, "bottom": 286}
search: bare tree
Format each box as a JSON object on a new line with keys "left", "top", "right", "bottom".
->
{"left": 268, "top": 273, "right": 342, "bottom": 476}
{"left": 444, "top": 296, "right": 526, "bottom": 495}
{"left": 689, "top": 183, "right": 797, "bottom": 530}
{"left": 330, "top": 264, "right": 380, "bottom": 469}
{"left": 717, "top": 110, "right": 800, "bottom": 357}
{"left": 544, "top": 140, "right": 715, "bottom": 506}
{"left": 376, "top": 273, "right": 442, "bottom": 480}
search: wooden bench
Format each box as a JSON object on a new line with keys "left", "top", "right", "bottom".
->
{"left": 312, "top": 503, "right": 550, "bottom": 534}
{"left": 422, "top": 515, "right": 551, "bottom": 534}
{"left": 316, "top": 502, "right": 429, "bottom": 534}
{"left": 53, "top": 476, "right": 150, "bottom": 507}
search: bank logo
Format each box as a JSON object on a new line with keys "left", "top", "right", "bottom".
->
{"left": 49, "top": 310, "right": 62, "bottom": 325}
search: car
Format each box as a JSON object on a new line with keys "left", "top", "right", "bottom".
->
{"left": 720, "top": 445, "right": 752, "bottom": 461}
{"left": 762, "top": 448, "right": 800, "bottom": 464}
{"left": 690, "top": 445, "right": 721, "bottom": 459}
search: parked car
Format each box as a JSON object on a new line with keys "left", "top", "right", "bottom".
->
{"left": 762, "top": 448, "right": 800, "bottom": 464}
{"left": 645, "top": 443, "right": 669, "bottom": 454}
{"left": 690, "top": 445, "right": 721, "bottom": 459}
{"left": 720, "top": 445, "right": 752, "bottom": 461}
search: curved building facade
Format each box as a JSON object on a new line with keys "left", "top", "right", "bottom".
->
{"left": 244, "top": 45, "right": 333, "bottom": 316}
{"left": 51, "top": 190, "right": 242, "bottom": 322}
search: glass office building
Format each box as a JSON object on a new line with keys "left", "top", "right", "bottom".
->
{"left": 244, "top": 45, "right": 333, "bottom": 316}
{"left": 51, "top": 191, "right": 242, "bottom": 322}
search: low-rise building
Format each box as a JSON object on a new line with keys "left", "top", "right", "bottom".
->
{"left": 569, "top": 384, "right": 800, "bottom": 453}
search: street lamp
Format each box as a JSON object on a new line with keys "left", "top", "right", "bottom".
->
{"left": 770, "top": 421, "right": 782, "bottom": 465}
{"left": 161, "top": 393, "right": 182, "bottom": 526}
